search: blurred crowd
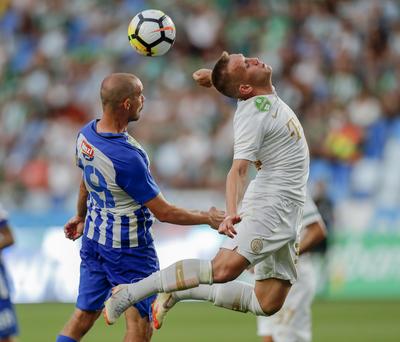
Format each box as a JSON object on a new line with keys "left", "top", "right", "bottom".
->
{"left": 1, "top": 0, "right": 400, "bottom": 228}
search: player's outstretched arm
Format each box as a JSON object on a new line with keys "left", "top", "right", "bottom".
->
{"left": 192, "top": 68, "right": 213, "bottom": 88}
{"left": 145, "top": 193, "right": 225, "bottom": 230}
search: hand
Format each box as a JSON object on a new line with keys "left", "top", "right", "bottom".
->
{"left": 218, "top": 215, "right": 241, "bottom": 239}
{"left": 208, "top": 206, "right": 225, "bottom": 230}
{"left": 64, "top": 215, "right": 85, "bottom": 241}
{"left": 192, "top": 69, "right": 213, "bottom": 88}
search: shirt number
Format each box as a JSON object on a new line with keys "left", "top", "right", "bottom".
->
{"left": 84, "top": 165, "right": 115, "bottom": 208}
{"left": 286, "top": 117, "right": 302, "bottom": 142}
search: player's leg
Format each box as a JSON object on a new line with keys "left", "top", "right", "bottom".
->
{"left": 254, "top": 278, "right": 291, "bottom": 316}
{"left": 105, "top": 201, "right": 302, "bottom": 324}
{"left": 158, "top": 274, "right": 290, "bottom": 317}
{"left": 0, "top": 265, "right": 19, "bottom": 342}
{"left": 152, "top": 255, "right": 292, "bottom": 329}
{"left": 0, "top": 304, "right": 19, "bottom": 342}
{"left": 124, "top": 306, "right": 152, "bottom": 342}
{"left": 258, "top": 260, "right": 317, "bottom": 342}
{"left": 152, "top": 250, "right": 291, "bottom": 329}
{"left": 152, "top": 205, "right": 301, "bottom": 329}
{"left": 102, "top": 241, "right": 160, "bottom": 339}
{"left": 57, "top": 309, "right": 101, "bottom": 341}
{"left": 105, "top": 247, "right": 251, "bottom": 324}
{"left": 154, "top": 215, "right": 297, "bottom": 322}
{"left": 57, "top": 237, "right": 110, "bottom": 341}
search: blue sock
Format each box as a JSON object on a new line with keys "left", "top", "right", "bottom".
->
{"left": 56, "top": 335, "right": 77, "bottom": 342}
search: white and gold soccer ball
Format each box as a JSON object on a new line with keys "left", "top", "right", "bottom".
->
{"left": 128, "top": 9, "right": 176, "bottom": 57}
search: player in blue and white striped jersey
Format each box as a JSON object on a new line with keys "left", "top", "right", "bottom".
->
{"left": 56, "top": 73, "right": 224, "bottom": 342}
{"left": 0, "top": 204, "right": 19, "bottom": 342}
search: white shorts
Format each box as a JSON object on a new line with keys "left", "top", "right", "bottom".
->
{"left": 257, "top": 256, "right": 317, "bottom": 342}
{"left": 221, "top": 195, "right": 303, "bottom": 284}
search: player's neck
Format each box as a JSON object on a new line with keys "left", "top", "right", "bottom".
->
{"left": 97, "top": 115, "right": 128, "bottom": 134}
{"left": 255, "top": 83, "right": 274, "bottom": 96}
{"left": 240, "top": 85, "right": 274, "bottom": 100}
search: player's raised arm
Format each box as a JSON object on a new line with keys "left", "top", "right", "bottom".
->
{"left": 144, "top": 193, "right": 225, "bottom": 230}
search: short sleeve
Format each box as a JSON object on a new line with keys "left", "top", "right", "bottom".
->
{"left": 115, "top": 150, "right": 160, "bottom": 205}
{"left": 75, "top": 134, "right": 84, "bottom": 170}
{"left": 233, "top": 112, "right": 266, "bottom": 161}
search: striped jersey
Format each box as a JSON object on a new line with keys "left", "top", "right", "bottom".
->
{"left": 75, "top": 120, "right": 160, "bottom": 249}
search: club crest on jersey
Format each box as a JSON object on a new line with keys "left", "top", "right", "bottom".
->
{"left": 81, "top": 140, "right": 94, "bottom": 161}
{"left": 255, "top": 96, "right": 271, "bottom": 112}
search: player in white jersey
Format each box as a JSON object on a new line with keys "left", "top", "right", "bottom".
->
{"left": 0, "top": 204, "right": 18, "bottom": 342}
{"left": 56, "top": 73, "right": 224, "bottom": 342}
{"left": 257, "top": 192, "right": 326, "bottom": 342}
{"left": 104, "top": 52, "right": 310, "bottom": 328}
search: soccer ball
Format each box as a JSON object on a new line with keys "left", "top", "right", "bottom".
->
{"left": 128, "top": 9, "right": 176, "bottom": 57}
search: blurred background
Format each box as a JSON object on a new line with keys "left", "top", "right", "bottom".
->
{"left": 1, "top": 0, "right": 400, "bottom": 341}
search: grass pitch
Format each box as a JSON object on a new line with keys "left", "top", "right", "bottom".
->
{"left": 16, "top": 300, "right": 400, "bottom": 342}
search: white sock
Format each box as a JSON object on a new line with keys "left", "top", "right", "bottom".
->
{"left": 127, "top": 259, "right": 212, "bottom": 303}
{"left": 172, "top": 282, "right": 266, "bottom": 316}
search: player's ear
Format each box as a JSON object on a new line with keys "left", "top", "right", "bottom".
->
{"left": 122, "top": 98, "right": 131, "bottom": 110}
{"left": 239, "top": 84, "right": 253, "bottom": 96}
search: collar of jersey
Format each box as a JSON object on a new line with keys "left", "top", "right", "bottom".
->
{"left": 238, "top": 92, "right": 277, "bottom": 105}
{"left": 236, "top": 93, "right": 279, "bottom": 116}
{"left": 91, "top": 119, "right": 127, "bottom": 138}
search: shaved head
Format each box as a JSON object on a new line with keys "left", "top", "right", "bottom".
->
{"left": 100, "top": 73, "right": 141, "bottom": 109}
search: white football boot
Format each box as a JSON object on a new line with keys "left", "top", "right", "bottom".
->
{"left": 151, "top": 292, "right": 177, "bottom": 329}
{"left": 103, "top": 285, "right": 132, "bottom": 325}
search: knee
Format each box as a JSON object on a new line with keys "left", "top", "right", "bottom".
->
{"left": 72, "top": 309, "right": 100, "bottom": 330}
{"left": 258, "top": 298, "right": 285, "bottom": 316}
{"left": 211, "top": 262, "right": 238, "bottom": 283}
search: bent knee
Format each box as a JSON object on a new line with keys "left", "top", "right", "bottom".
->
{"left": 258, "top": 299, "right": 284, "bottom": 316}
{"left": 212, "top": 258, "right": 248, "bottom": 283}
{"left": 73, "top": 308, "right": 100, "bottom": 326}
{"left": 211, "top": 263, "right": 239, "bottom": 283}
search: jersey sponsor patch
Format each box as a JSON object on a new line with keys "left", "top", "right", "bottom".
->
{"left": 81, "top": 140, "right": 95, "bottom": 161}
{"left": 254, "top": 96, "right": 271, "bottom": 112}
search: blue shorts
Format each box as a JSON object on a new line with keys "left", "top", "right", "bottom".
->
{"left": 76, "top": 236, "right": 159, "bottom": 318}
{"left": 0, "top": 264, "right": 18, "bottom": 338}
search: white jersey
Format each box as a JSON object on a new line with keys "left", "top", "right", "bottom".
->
{"left": 233, "top": 93, "right": 309, "bottom": 205}
{"left": 257, "top": 192, "right": 324, "bottom": 342}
